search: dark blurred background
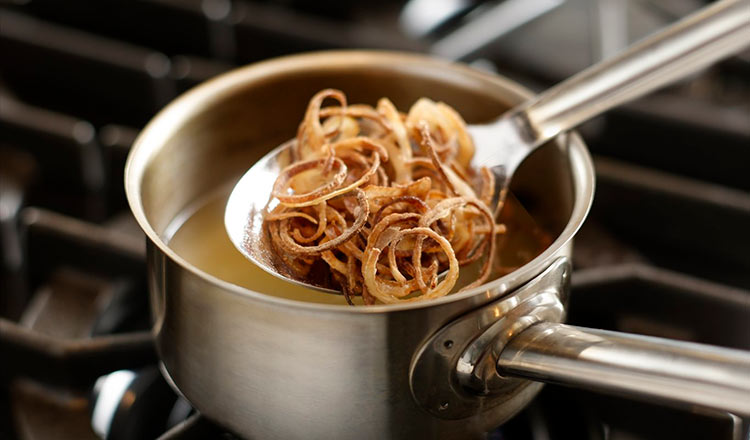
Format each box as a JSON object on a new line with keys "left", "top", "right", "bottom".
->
{"left": 1, "top": 0, "right": 749, "bottom": 439}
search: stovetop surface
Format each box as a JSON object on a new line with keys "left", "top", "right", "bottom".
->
{"left": 1, "top": 1, "right": 749, "bottom": 439}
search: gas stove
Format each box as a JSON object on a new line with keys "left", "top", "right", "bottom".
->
{"left": 1, "top": 1, "right": 749, "bottom": 439}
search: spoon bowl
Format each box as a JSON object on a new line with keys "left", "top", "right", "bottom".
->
{"left": 225, "top": 0, "right": 750, "bottom": 294}
{"left": 224, "top": 139, "right": 344, "bottom": 292}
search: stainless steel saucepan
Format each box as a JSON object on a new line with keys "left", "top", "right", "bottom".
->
{"left": 125, "top": 48, "right": 750, "bottom": 438}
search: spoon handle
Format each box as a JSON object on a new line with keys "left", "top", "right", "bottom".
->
{"left": 510, "top": 0, "right": 750, "bottom": 148}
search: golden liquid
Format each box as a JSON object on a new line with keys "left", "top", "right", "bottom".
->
{"left": 168, "top": 187, "right": 350, "bottom": 305}
{"left": 167, "top": 186, "right": 550, "bottom": 305}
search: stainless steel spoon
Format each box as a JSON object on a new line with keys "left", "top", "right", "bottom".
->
{"left": 225, "top": 0, "right": 750, "bottom": 294}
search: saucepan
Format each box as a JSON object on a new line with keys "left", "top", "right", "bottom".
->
{"left": 125, "top": 49, "right": 750, "bottom": 438}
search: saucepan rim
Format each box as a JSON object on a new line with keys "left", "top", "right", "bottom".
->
{"left": 124, "top": 50, "right": 595, "bottom": 314}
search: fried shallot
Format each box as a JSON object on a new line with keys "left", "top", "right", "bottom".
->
{"left": 263, "top": 89, "right": 504, "bottom": 304}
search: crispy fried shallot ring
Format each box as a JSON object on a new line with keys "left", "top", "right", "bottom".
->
{"left": 272, "top": 157, "right": 347, "bottom": 206}
{"left": 274, "top": 189, "right": 368, "bottom": 255}
{"left": 364, "top": 227, "right": 459, "bottom": 304}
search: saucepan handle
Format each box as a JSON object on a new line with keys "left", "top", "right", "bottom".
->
{"left": 410, "top": 258, "right": 750, "bottom": 420}
{"left": 498, "top": 322, "right": 750, "bottom": 416}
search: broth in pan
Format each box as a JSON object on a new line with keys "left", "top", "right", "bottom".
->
{"left": 167, "top": 184, "right": 552, "bottom": 305}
